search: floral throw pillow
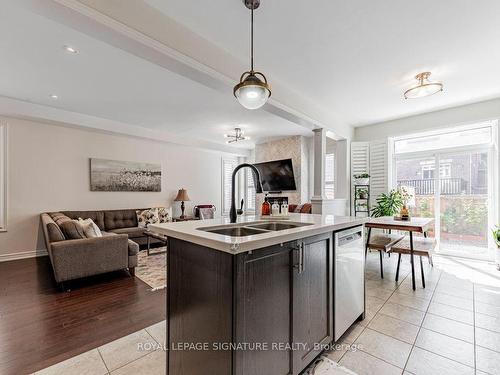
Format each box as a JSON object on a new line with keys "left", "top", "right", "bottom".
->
{"left": 136, "top": 208, "right": 159, "bottom": 228}
{"left": 157, "top": 207, "right": 171, "bottom": 223}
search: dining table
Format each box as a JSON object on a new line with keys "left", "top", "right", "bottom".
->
{"left": 365, "top": 216, "right": 435, "bottom": 290}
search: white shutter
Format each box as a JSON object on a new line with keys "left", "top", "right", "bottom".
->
{"left": 351, "top": 142, "right": 370, "bottom": 176}
{"left": 222, "top": 158, "right": 238, "bottom": 215}
{"left": 369, "top": 140, "right": 389, "bottom": 207}
{"left": 246, "top": 169, "right": 256, "bottom": 211}
{"left": 325, "top": 153, "right": 335, "bottom": 199}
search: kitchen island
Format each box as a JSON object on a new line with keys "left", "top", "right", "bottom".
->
{"left": 149, "top": 213, "right": 366, "bottom": 375}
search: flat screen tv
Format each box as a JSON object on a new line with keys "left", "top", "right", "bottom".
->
{"left": 253, "top": 158, "right": 297, "bottom": 192}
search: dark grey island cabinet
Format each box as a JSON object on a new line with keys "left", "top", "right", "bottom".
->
{"left": 166, "top": 231, "right": 356, "bottom": 375}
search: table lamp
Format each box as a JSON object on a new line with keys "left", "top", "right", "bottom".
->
{"left": 174, "top": 188, "right": 191, "bottom": 219}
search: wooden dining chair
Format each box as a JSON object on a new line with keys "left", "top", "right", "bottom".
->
{"left": 389, "top": 236, "right": 436, "bottom": 288}
{"left": 365, "top": 233, "right": 405, "bottom": 278}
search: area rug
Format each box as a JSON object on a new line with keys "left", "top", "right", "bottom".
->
{"left": 135, "top": 248, "right": 167, "bottom": 291}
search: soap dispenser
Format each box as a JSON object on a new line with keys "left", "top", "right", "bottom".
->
{"left": 271, "top": 200, "right": 280, "bottom": 216}
{"left": 281, "top": 201, "right": 289, "bottom": 216}
{"left": 261, "top": 194, "right": 270, "bottom": 216}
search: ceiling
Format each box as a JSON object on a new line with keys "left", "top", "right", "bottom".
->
{"left": 2, "top": 1, "right": 499, "bottom": 153}
{"left": 0, "top": 2, "right": 311, "bottom": 150}
{"left": 146, "top": 0, "right": 500, "bottom": 126}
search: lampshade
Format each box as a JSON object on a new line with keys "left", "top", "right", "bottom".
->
{"left": 234, "top": 72, "right": 271, "bottom": 110}
{"left": 174, "top": 188, "right": 190, "bottom": 202}
{"left": 404, "top": 72, "right": 443, "bottom": 99}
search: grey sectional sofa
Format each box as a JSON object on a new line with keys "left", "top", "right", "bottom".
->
{"left": 41, "top": 208, "right": 163, "bottom": 287}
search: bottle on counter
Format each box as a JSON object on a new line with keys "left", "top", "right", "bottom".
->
{"left": 261, "top": 194, "right": 270, "bottom": 216}
{"left": 281, "top": 201, "right": 289, "bottom": 216}
{"left": 271, "top": 201, "right": 280, "bottom": 216}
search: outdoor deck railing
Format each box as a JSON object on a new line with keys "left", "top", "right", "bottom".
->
{"left": 397, "top": 178, "right": 467, "bottom": 195}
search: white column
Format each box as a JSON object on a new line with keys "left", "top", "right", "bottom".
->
{"left": 311, "top": 128, "right": 328, "bottom": 214}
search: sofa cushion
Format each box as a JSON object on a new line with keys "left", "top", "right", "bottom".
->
{"left": 49, "top": 212, "right": 72, "bottom": 227}
{"left": 78, "top": 218, "right": 103, "bottom": 238}
{"left": 136, "top": 208, "right": 159, "bottom": 228}
{"left": 157, "top": 207, "right": 171, "bottom": 223}
{"left": 104, "top": 209, "right": 140, "bottom": 231}
{"left": 108, "top": 227, "right": 146, "bottom": 239}
{"left": 47, "top": 222, "right": 65, "bottom": 242}
{"left": 60, "top": 220, "right": 87, "bottom": 240}
{"left": 62, "top": 211, "right": 105, "bottom": 231}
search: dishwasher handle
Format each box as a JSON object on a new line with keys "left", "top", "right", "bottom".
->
{"left": 337, "top": 229, "right": 363, "bottom": 247}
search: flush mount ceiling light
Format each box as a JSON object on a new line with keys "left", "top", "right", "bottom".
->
{"left": 224, "top": 128, "right": 250, "bottom": 144}
{"left": 50, "top": 94, "right": 59, "bottom": 100}
{"left": 233, "top": 0, "right": 271, "bottom": 110}
{"left": 63, "top": 45, "right": 78, "bottom": 54}
{"left": 404, "top": 72, "right": 443, "bottom": 99}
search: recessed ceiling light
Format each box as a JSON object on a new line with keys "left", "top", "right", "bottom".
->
{"left": 50, "top": 94, "right": 59, "bottom": 100}
{"left": 63, "top": 45, "right": 78, "bottom": 54}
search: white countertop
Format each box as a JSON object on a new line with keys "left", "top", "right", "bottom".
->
{"left": 148, "top": 213, "right": 367, "bottom": 254}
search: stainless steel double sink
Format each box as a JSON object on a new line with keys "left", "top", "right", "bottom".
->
{"left": 199, "top": 221, "right": 313, "bottom": 237}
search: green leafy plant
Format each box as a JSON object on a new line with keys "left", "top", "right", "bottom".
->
{"left": 493, "top": 226, "right": 500, "bottom": 247}
{"left": 371, "top": 189, "right": 404, "bottom": 218}
{"left": 354, "top": 173, "right": 370, "bottom": 179}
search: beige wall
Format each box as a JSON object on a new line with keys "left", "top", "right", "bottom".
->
{"left": 0, "top": 116, "right": 236, "bottom": 259}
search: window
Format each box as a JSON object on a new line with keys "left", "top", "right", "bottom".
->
{"left": 394, "top": 124, "right": 492, "bottom": 154}
{"left": 420, "top": 162, "right": 451, "bottom": 179}
{"left": 246, "top": 169, "right": 256, "bottom": 211}
{"left": 221, "top": 158, "right": 238, "bottom": 215}
{"left": 0, "top": 124, "right": 6, "bottom": 230}
{"left": 325, "top": 153, "right": 335, "bottom": 199}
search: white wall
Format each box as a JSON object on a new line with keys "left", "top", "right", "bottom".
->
{"left": 354, "top": 98, "right": 500, "bottom": 141}
{"left": 0, "top": 116, "right": 238, "bottom": 259}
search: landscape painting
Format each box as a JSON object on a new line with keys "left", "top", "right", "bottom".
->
{"left": 90, "top": 158, "right": 161, "bottom": 192}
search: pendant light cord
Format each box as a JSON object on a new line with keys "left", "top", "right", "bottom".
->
{"left": 251, "top": 4, "right": 254, "bottom": 72}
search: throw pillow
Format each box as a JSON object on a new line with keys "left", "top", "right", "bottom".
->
{"left": 157, "top": 207, "right": 171, "bottom": 223}
{"left": 60, "top": 220, "right": 87, "bottom": 240}
{"left": 136, "top": 208, "right": 159, "bottom": 228}
{"left": 78, "top": 218, "right": 103, "bottom": 238}
{"left": 294, "top": 204, "right": 304, "bottom": 213}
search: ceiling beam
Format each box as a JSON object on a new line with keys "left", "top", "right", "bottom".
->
{"left": 0, "top": 96, "right": 251, "bottom": 156}
{"left": 20, "top": 0, "right": 352, "bottom": 139}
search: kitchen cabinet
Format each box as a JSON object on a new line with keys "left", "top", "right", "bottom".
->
{"left": 166, "top": 228, "right": 361, "bottom": 375}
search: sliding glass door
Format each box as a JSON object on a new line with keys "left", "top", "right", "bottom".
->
{"left": 393, "top": 124, "right": 497, "bottom": 261}
{"left": 437, "top": 150, "right": 490, "bottom": 258}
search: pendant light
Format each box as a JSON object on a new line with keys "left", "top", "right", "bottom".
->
{"left": 233, "top": 0, "right": 271, "bottom": 110}
{"left": 404, "top": 72, "right": 443, "bottom": 99}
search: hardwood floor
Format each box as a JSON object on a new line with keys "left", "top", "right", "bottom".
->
{"left": 0, "top": 255, "right": 166, "bottom": 375}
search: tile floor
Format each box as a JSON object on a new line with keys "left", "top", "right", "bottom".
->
{"left": 34, "top": 251, "right": 500, "bottom": 375}
{"left": 329, "top": 251, "right": 500, "bottom": 375}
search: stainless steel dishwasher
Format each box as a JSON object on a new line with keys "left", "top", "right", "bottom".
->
{"left": 334, "top": 225, "right": 365, "bottom": 341}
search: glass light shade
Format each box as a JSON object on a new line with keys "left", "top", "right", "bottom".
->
{"left": 404, "top": 72, "right": 443, "bottom": 99}
{"left": 234, "top": 73, "right": 271, "bottom": 110}
{"left": 404, "top": 83, "right": 443, "bottom": 99}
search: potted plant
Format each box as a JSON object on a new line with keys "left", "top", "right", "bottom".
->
{"left": 371, "top": 189, "right": 403, "bottom": 218}
{"left": 494, "top": 226, "right": 500, "bottom": 270}
{"left": 353, "top": 173, "right": 370, "bottom": 185}
{"left": 357, "top": 187, "right": 369, "bottom": 199}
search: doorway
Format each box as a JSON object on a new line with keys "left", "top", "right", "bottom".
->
{"left": 393, "top": 124, "right": 497, "bottom": 261}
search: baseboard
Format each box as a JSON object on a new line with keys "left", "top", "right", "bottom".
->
{"left": 0, "top": 249, "right": 48, "bottom": 262}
